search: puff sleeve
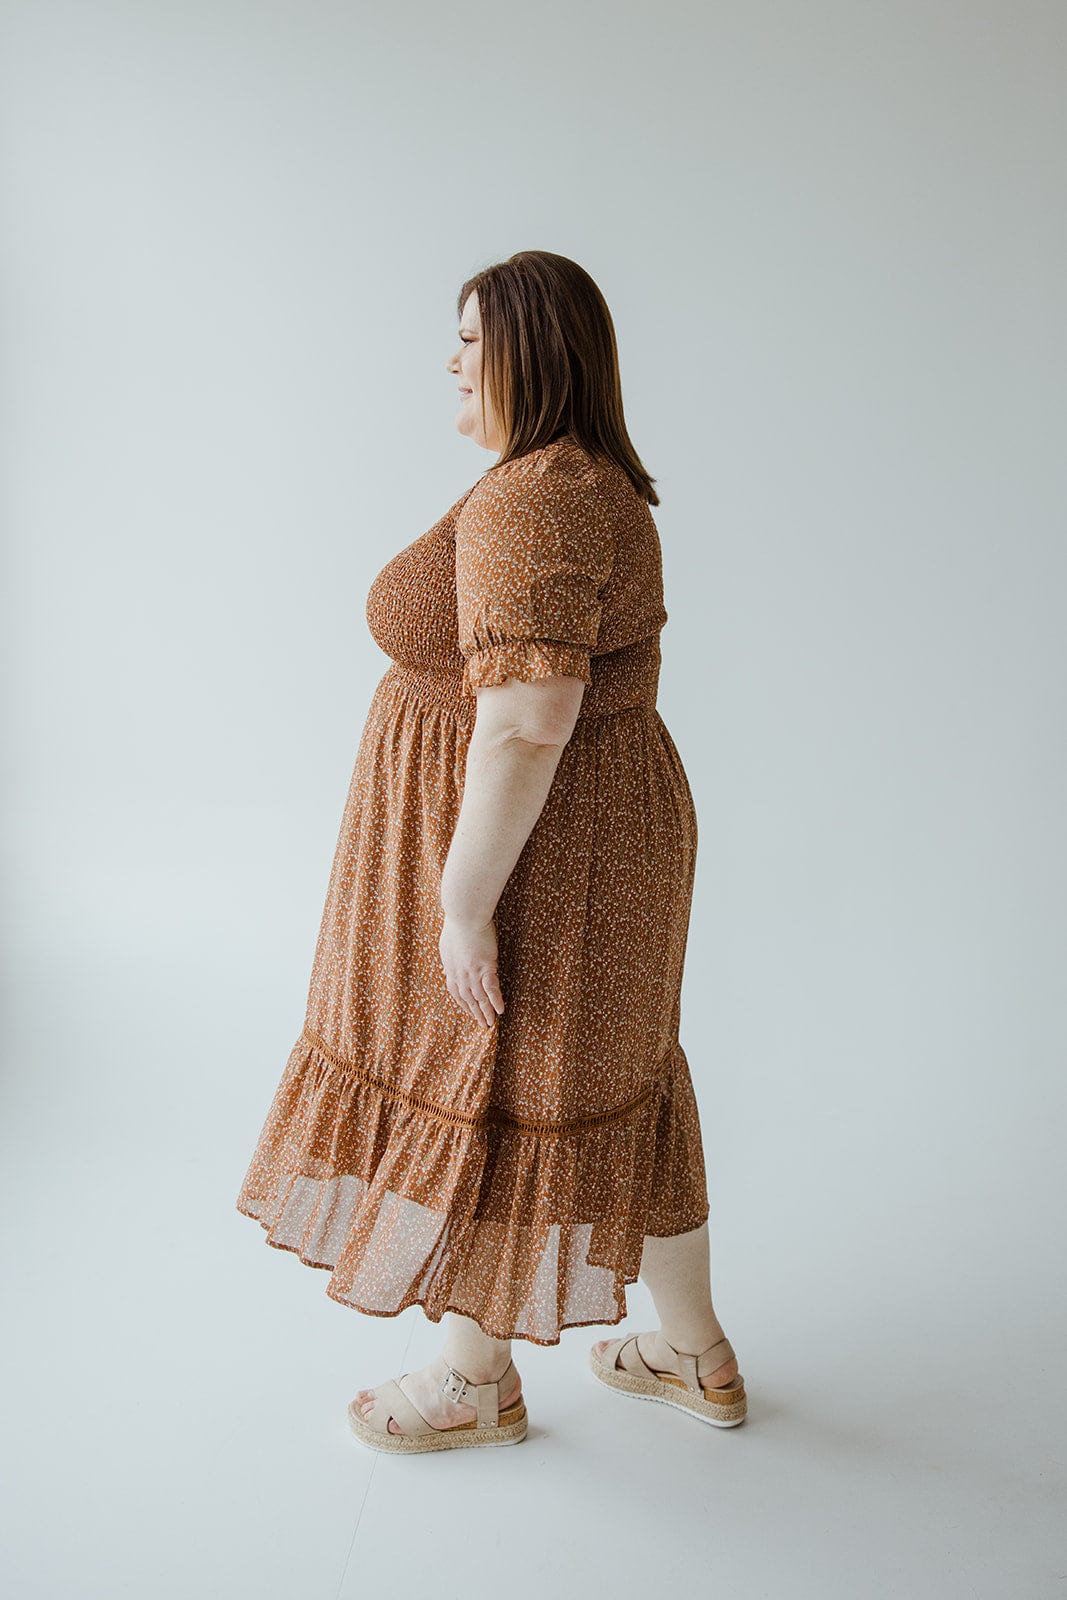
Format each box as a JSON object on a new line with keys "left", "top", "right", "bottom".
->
{"left": 454, "top": 455, "right": 615, "bottom": 696}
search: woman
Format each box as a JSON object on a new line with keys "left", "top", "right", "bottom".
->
{"left": 236, "top": 250, "right": 747, "bottom": 1453}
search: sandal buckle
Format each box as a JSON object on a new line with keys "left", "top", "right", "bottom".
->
{"left": 439, "top": 1364, "right": 471, "bottom": 1403}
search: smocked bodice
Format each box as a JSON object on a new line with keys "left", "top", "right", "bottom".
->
{"left": 365, "top": 440, "right": 671, "bottom": 723}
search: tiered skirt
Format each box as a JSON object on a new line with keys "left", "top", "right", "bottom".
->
{"left": 236, "top": 660, "right": 709, "bottom": 1345}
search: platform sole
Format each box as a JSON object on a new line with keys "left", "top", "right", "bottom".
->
{"left": 347, "top": 1398, "right": 529, "bottom": 1454}
{"left": 589, "top": 1348, "right": 747, "bottom": 1428}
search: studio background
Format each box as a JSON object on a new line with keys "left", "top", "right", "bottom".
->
{"left": 1, "top": 2, "right": 1063, "bottom": 1597}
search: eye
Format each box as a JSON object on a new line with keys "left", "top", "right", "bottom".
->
{"left": 460, "top": 335, "right": 475, "bottom": 344}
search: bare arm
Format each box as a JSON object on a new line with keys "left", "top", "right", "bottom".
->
{"left": 439, "top": 672, "right": 586, "bottom": 1025}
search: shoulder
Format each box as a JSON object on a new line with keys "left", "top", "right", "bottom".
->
{"left": 505, "top": 435, "right": 601, "bottom": 487}
{"left": 459, "top": 437, "right": 605, "bottom": 529}
{"left": 455, "top": 438, "right": 615, "bottom": 584}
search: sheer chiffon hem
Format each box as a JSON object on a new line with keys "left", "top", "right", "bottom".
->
{"left": 235, "top": 1029, "right": 710, "bottom": 1346}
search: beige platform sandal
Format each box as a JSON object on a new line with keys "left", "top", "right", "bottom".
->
{"left": 589, "top": 1331, "right": 747, "bottom": 1428}
{"left": 347, "top": 1355, "right": 529, "bottom": 1454}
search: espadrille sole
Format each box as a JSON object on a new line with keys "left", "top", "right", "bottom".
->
{"left": 347, "top": 1396, "right": 529, "bottom": 1454}
{"left": 589, "top": 1346, "right": 747, "bottom": 1428}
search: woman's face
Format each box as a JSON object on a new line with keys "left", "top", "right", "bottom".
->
{"left": 447, "top": 291, "right": 502, "bottom": 453}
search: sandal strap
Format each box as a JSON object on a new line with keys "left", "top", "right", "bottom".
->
{"left": 668, "top": 1335, "right": 736, "bottom": 1392}
{"left": 439, "top": 1357, "right": 517, "bottom": 1428}
{"left": 601, "top": 1335, "right": 659, "bottom": 1380}
{"left": 602, "top": 1332, "right": 736, "bottom": 1393}
{"left": 363, "top": 1377, "right": 438, "bottom": 1435}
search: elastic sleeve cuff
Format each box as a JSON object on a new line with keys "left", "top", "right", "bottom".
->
{"left": 462, "top": 639, "right": 593, "bottom": 694}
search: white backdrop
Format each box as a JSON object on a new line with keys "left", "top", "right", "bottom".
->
{"left": 2, "top": 3, "right": 1064, "bottom": 1597}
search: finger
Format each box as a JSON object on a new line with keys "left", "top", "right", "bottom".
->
{"left": 481, "top": 972, "right": 505, "bottom": 1016}
{"left": 478, "top": 979, "right": 503, "bottom": 1019}
{"left": 468, "top": 990, "right": 494, "bottom": 1028}
{"left": 466, "top": 986, "right": 496, "bottom": 1029}
{"left": 446, "top": 978, "right": 472, "bottom": 1021}
{"left": 479, "top": 999, "right": 497, "bottom": 1029}
{"left": 477, "top": 972, "right": 502, "bottom": 1024}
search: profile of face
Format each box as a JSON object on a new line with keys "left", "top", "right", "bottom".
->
{"left": 447, "top": 291, "right": 503, "bottom": 454}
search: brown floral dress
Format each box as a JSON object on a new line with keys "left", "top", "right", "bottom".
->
{"left": 235, "top": 434, "right": 709, "bottom": 1345}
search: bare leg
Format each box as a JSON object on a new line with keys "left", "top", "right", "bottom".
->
{"left": 356, "top": 1311, "right": 521, "bottom": 1433}
{"left": 442, "top": 1310, "right": 514, "bottom": 1383}
{"left": 592, "top": 1220, "right": 739, "bottom": 1388}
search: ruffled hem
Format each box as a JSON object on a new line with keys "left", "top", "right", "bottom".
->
{"left": 235, "top": 1029, "right": 710, "bottom": 1346}
{"left": 462, "top": 638, "right": 593, "bottom": 695}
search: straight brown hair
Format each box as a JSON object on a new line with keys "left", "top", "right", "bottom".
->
{"left": 456, "top": 251, "right": 660, "bottom": 507}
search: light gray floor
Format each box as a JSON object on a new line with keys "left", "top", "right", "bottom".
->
{"left": 2, "top": 944, "right": 1063, "bottom": 1600}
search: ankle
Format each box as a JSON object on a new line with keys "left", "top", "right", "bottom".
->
{"left": 440, "top": 1351, "right": 512, "bottom": 1386}
{"left": 658, "top": 1320, "right": 726, "bottom": 1357}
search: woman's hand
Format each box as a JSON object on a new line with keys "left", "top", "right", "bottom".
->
{"left": 439, "top": 913, "right": 505, "bottom": 1029}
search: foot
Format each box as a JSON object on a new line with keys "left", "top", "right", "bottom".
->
{"left": 355, "top": 1353, "right": 523, "bottom": 1436}
{"left": 592, "top": 1329, "right": 738, "bottom": 1390}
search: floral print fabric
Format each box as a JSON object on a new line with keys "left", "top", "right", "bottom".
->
{"left": 235, "top": 435, "right": 710, "bottom": 1345}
